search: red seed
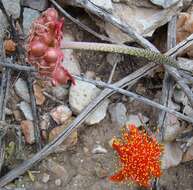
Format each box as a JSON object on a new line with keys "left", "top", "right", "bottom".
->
{"left": 44, "top": 48, "right": 59, "bottom": 63}
{"left": 30, "top": 41, "right": 47, "bottom": 57}
{"left": 41, "top": 32, "right": 53, "bottom": 45}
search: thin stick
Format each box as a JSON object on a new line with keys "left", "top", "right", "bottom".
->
{"left": 108, "top": 61, "right": 118, "bottom": 83}
{"left": 158, "top": 16, "right": 177, "bottom": 141}
{"left": 27, "top": 73, "right": 42, "bottom": 150}
{"left": 73, "top": 75, "right": 193, "bottom": 123}
{"left": 43, "top": 92, "right": 64, "bottom": 104}
{"left": 0, "top": 61, "right": 36, "bottom": 71}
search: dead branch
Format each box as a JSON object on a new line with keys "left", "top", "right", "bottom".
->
{"left": 158, "top": 16, "right": 177, "bottom": 141}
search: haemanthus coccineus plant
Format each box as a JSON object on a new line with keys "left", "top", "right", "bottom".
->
{"left": 110, "top": 124, "right": 163, "bottom": 187}
{"left": 27, "top": 8, "right": 74, "bottom": 85}
{"left": 27, "top": 8, "right": 163, "bottom": 188}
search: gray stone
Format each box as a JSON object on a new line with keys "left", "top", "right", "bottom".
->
{"left": 69, "top": 80, "right": 100, "bottom": 114}
{"left": 126, "top": 114, "right": 149, "bottom": 127}
{"left": 85, "top": 99, "right": 110, "bottom": 125}
{"left": 23, "top": 8, "right": 40, "bottom": 35}
{"left": 61, "top": 34, "right": 81, "bottom": 75}
{"left": 150, "top": 0, "right": 181, "bottom": 8}
{"left": 0, "top": 10, "right": 8, "bottom": 39}
{"left": 2, "top": 0, "right": 21, "bottom": 19}
{"left": 69, "top": 80, "right": 109, "bottom": 125}
{"left": 92, "top": 145, "right": 108, "bottom": 154}
{"left": 55, "top": 178, "right": 62, "bottom": 186}
{"left": 52, "top": 86, "right": 69, "bottom": 100}
{"left": 109, "top": 103, "right": 127, "bottom": 127}
{"left": 177, "top": 57, "right": 193, "bottom": 72}
{"left": 43, "top": 159, "right": 69, "bottom": 183}
{"left": 18, "top": 101, "right": 33, "bottom": 120}
{"left": 102, "top": 1, "right": 182, "bottom": 43}
{"left": 173, "top": 88, "right": 186, "bottom": 105}
{"left": 161, "top": 142, "right": 183, "bottom": 169}
{"left": 89, "top": 0, "right": 113, "bottom": 12}
{"left": 21, "top": 0, "right": 48, "bottom": 11}
{"left": 163, "top": 114, "right": 185, "bottom": 142}
{"left": 15, "top": 78, "right": 30, "bottom": 103}
{"left": 41, "top": 173, "right": 50, "bottom": 183}
{"left": 183, "top": 104, "right": 193, "bottom": 117}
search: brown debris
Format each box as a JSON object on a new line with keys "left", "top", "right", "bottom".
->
{"left": 4, "top": 39, "right": 16, "bottom": 54}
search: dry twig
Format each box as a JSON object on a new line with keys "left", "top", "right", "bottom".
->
{"left": 158, "top": 16, "right": 177, "bottom": 141}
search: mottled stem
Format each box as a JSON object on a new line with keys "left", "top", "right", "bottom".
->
{"left": 61, "top": 41, "right": 181, "bottom": 70}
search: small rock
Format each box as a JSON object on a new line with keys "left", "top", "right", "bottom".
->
{"left": 13, "top": 110, "right": 23, "bottom": 121}
{"left": 23, "top": 8, "right": 40, "bottom": 35}
{"left": 2, "top": 0, "right": 20, "bottom": 19}
{"left": 106, "top": 53, "right": 123, "bottom": 66}
{"left": 173, "top": 88, "right": 186, "bottom": 105}
{"left": 109, "top": 102, "right": 127, "bottom": 127}
{"left": 177, "top": 58, "right": 193, "bottom": 72}
{"left": 55, "top": 179, "right": 62, "bottom": 186}
{"left": 92, "top": 145, "right": 108, "bottom": 154}
{"left": 182, "top": 144, "right": 193, "bottom": 162}
{"left": 126, "top": 114, "right": 149, "bottom": 127}
{"left": 150, "top": 0, "right": 181, "bottom": 8}
{"left": 177, "top": 12, "right": 193, "bottom": 57}
{"left": 85, "top": 99, "right": 110, "bottom": 125}
{"left": 94, "top": 165, "right": 108, "bottom": 178}
{"left": 89, "top": 0, "right": 113, "bottom": 12}
{"left": 161, "top": 142, "right": 183, "bottom": 169}
{"left": 52, "top": 86, "right": 69, "bottom": 100}
{"left": 18, "top": 101, "right": 33, "bottom": 120}
{"left": 40, "top": 114, "right": 49, "bottom": 140}
{"left": 69, "top": 81, "right": 95, "bottom": 111}
{"left": 21, "top": 0, "right": 48, "bottom": 11}
{"left": 69, "top": 80, "right": 109, "bottom": 125}
{"left": 50, "top": 105, "right": 72, "bottom": 125}
{"left": 42, "top": 173, "right": 50, "bottom": 183}
{"left": 20, "top": 120, "right": 35, "bottom": 144}
{"left": 61, "top": 34, "right": 81, "bottom": 75}
{"left": 15, "top": 78, "right": 30, "bottom": 103}
{"left": 0, "top": 10, "right": 8, "bottom": 39}
{"left": 43, "top": 159, "right": 69, "bottom": 183}
{"left": 5, "top": 108, "right": 12, "bottom": 115}
{"left": 49, "top": 118, "right": 77, "bottom": 150}
{"left": 85, "top": 71, "right": 96, "bottom": 79}
{"left": 163, "top": 114, "right": 185, "bottom": 142}
{"left": 183, "top": 104, "right": 193, "bottom": 117}
{"left": 102, "top": 2, "right": 181, "bottom": 43}
{"left": 165, "top": 99, "right": 180, "bottom": 112}
{"left": 33, "top": 84, "right": 45, "bottom": 105}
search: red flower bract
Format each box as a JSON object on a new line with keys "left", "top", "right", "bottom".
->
{"left": 27, "top": 8, "right": 74, "bottom": 85}
{"left": 110, "top": 124, "right": 163, "bottom": 187}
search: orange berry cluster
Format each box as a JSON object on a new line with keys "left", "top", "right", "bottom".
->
{"left": 110, "top": 124, "right": 163, "bottom": 187}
